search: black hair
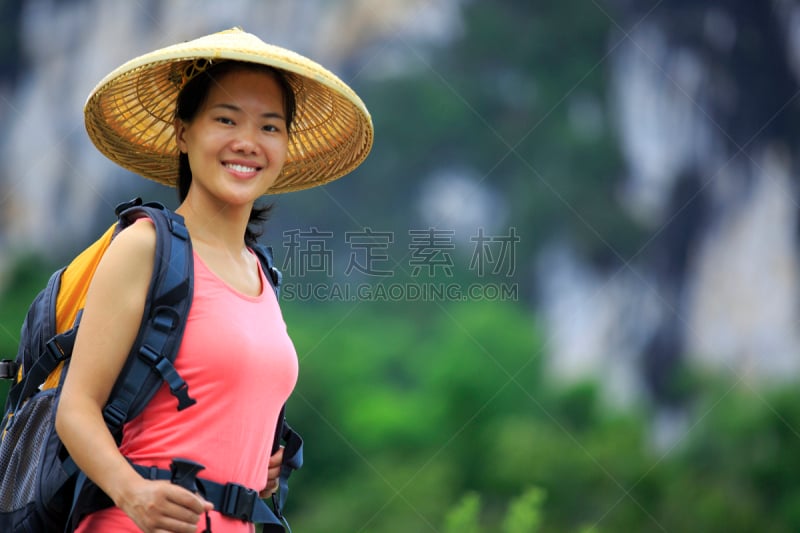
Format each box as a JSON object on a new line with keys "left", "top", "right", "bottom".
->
{"left": 174, "top": 60, "right": 296, "bottom": 245}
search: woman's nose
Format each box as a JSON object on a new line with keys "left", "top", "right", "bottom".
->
{"left": 231, "top": 127, "right": 259, "bottom": 154}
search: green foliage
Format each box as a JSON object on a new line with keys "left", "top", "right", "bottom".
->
{"left": 444, "top": 492, "right": 481, "bottom": 533}
{"left": 276, "top": 297, "right": 800, "bottom": 532}
{"left": 0, "top": 254, "right": 53, "bottom": 354}
{"left": 441, "top": 486, "right": 557, "bottom": 533}
{"left": 279, "top": 298, "right": 544, "bottom": 532}
{"left": 503, "top": 487, "right": 546, "bottom": 533}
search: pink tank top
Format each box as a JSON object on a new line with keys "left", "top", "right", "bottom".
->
{"left": 76, "top": 246, "right": 298, "bottom": 533}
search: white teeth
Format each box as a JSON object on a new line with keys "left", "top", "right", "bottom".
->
{"left": 225, "top": 163, "right": 258, "bottom": 173}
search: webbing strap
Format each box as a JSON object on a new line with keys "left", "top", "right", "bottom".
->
{"left": 131, "top": 464, "right": 288, "bottom": 531}
{"left": 5, "top": 268, "right": 62, "bottom": 411}
{"left": 272, "top": 422, "right": 303, "bottom": 521}
{"left": 7, "top": 325, "right": 77, "bottom": 412}
{"left": 7, "top": 336, "right": 65, "bottom": 410}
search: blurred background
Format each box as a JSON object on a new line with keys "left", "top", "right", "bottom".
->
{"left": 2, "top": 0, "right": 800, "bottom": 531}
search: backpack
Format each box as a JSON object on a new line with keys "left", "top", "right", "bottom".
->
{"left": 0, "top": 198, "right": 303, "bottom": 532}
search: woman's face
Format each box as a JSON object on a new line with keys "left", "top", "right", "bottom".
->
{"left": 175, "top": 68, "right": 289, "bottom": 206}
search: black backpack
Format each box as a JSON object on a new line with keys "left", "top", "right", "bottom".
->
{"left": 0, "top": 199, "right": 303, "bottom": 532}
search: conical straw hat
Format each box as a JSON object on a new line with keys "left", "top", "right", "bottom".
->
{"left": 84, "top": 27, "right": 374, "bottom": 194}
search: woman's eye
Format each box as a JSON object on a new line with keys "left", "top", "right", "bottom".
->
{"left": 216, "top": 117, "right": 234, "bottom": 125}
{"left": 262, "top": 124, "right": 280, "bottom": 133}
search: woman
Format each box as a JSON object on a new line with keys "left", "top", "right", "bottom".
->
{"left": 55, "top": 28, "right": 372, "bottom": 533}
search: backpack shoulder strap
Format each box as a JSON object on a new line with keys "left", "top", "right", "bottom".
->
{"left": 271, "top": 408, "right": 304, "bottom": 521}
{"left": 252, "top": 244, "right": 282, "bottom": 298}
{"left": 69, "top": 199, "right": 199, "bottom": 529}
{"left": 101, "top": 200, "right": 197, "bottom": 434}
{"left": 4, "top": 268, "right": 65, "bottom": 413}
{"left": 251, "top": 244, "right": 303, "bottom": 520}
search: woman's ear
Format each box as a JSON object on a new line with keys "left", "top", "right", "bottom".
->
{"left": 174, "top": 119, "right": 188, "bottom": 153}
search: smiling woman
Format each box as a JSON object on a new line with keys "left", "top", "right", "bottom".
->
{"left": 173, "top": 66, "right": 292, "bottom": 297}
{"left": 48, "top": 27, "right": 374, "bottom": 533}
{"left": 174, "top": 64, "right": 293, "bottom": 246}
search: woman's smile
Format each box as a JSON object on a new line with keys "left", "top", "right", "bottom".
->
{"left": 223, "top": 160, "right": 264, "bottom": 178}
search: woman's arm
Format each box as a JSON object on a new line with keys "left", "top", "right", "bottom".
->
{"left": 55, "top": 221, "right": 211, "bottom": 533}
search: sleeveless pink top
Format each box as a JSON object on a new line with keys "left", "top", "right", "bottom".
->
{"left": 76, "top": 247, "right": 298, "bottom": 533}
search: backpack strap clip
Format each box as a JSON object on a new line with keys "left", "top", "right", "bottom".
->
{"left": 102, "top": 403, "right": 126, "bottom": 428}
{"left": 44, "top": 336, "right": 71, "bottom": 365}
{"left": 137, "top": 344, "right": 197, "bottom": 411}
{"left": 0, "top": 360, "right": 18, "bottom": 380}
{"left": 221, "top": 483, "right": 259, "bottom": 521}
{"left": 168, "top": 381, "right": 195, "bottom": 411}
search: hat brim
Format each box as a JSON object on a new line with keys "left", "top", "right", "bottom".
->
{"left": 84, "top": 28, "right": 374, "bottom": 194}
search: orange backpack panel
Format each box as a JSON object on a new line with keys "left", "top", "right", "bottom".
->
{"left": 39, "top": 223, "right": 116, "bottom": 391}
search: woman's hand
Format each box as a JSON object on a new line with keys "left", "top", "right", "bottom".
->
{"left": 117, "top": 478, "right": 213, "bottom": 533}
{"left": 260, "top": 446, "right": 284, "bottom": 498}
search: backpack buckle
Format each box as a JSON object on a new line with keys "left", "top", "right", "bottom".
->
{"left": 170, "top": 382, "right": 197, "bottom": 411}
{"left": 0, "top": 360, "right": 18, "bottom": 380}
{"left": 102, "top": 403, "right": 126, "bottom": 429}
{"left": 221, "top": 482, "right": 257, "bottom": 521}
{"left": 45, "top": 337, "right": 70, "bottom": 363}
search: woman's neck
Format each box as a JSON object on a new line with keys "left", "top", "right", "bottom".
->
{"left": 176, "top": 195, "right": 252, "bottom": 255}
{"left": 176, "top": 195, "right": 263, "bottom": 296}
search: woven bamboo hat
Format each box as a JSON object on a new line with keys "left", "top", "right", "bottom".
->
{"left": 84, "top": 27, "right": 373, "bottom": 194}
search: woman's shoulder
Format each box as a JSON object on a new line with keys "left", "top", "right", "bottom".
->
{"left": 113, "top": 217, "right": 157, "bottom": 253}
{"left": 94, "top": 218, "right": 157, "bottom": 287}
